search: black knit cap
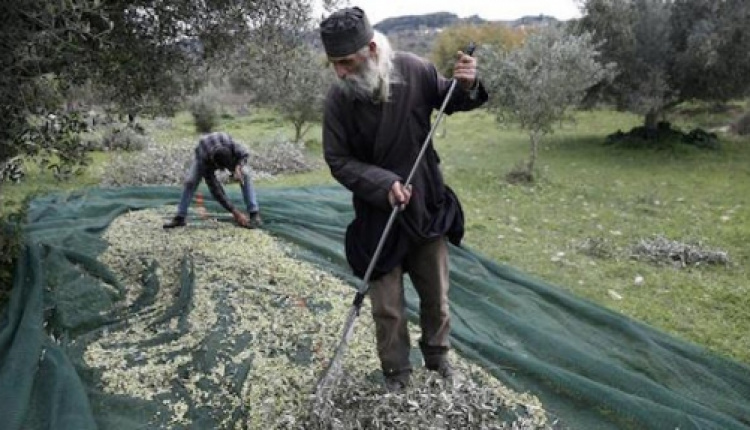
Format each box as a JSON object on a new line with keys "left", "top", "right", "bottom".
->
{"left": 319, "top": 6, "right": 374, "bottom": 58}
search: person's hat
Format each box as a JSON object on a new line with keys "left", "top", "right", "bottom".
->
{"left": 319, "top": 7, "right": 374, "bottom": 58}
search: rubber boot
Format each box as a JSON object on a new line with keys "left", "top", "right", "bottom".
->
{"left": 163, "top": 215, "right": 186, "bottom": 229}
{"left": 248, "top": 212, "right": 263, "bottom": 228}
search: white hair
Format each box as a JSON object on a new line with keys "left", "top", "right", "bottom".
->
{"left": 337, "top": 31, "right": 399, "bottom": 103}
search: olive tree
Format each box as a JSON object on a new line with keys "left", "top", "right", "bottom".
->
{"left": 275, "top": 48, "right": 333, "bottom": 144}
{"left": 224, "top": 0, "right": 349, "bottom": 144}
{"left": 0, "top": 0, "right": 315, "bottom": 177}
{"left": 231, "top": 46, "right": 332, "bottom": 144}
{"left": 482, "top": 25, "right": 614, "bottom": 182}
{"left": 670, "top": 0, "right": 750, "bottom": 102}
{"left": 578, "top": 0, "right": 750, "bottom": 135}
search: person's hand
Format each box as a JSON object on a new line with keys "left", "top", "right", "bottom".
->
{"left": 453, "top": 50, "right": 477, "bottom": 91}
{"left": 234, "top": 165, "right": 244, "bottom": 186}
{"left": 388, "top": 181, "right": 412, "bottom": 211}
{"left": 232, "top": 209, "right": 249, "bottom": 227}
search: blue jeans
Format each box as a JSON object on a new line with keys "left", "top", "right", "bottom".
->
{"left": 176, "top": 159, "right": 258, "bottom": 217}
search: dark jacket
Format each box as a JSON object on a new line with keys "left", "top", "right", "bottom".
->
{"left": 323, "top": 52, "right": 489, "bottom": 279}
{"left": 195, "top": 132, "right": 249, "bottom": 213}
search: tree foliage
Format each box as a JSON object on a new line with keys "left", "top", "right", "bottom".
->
{"left": 229, "top": 43, "right": 332, "bottom": 144}
{"left": 577, "top": 0, "right": 750, "bottom": 132}
{"left": 271, "top": 48, "right": 333, "bottom": 144}
{"left": 482, "top": 25, "right": 614, "bottom": 181}
{"left": 0, "top": 0, "right": 314, "bottom": 171}
{"left": 430, "top": 23, "right": 526, "bottom": 77}
{"left": 670, "top": 0, "right": 750, "bottom": 102}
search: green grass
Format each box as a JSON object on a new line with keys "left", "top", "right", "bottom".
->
{"left": 670, "top": 99, "right": 748, "bottom": 130}
{"left": 2, "top": 105, "right": 749, "bottom": 365}
{"left": 1, "top": 152, "right": 108, "bottom": 214}
{"left": 437, "top": 109, "right": 750, "bottom": 364}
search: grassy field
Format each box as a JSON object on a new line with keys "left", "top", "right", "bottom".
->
{"left": 436, "top": 109, "right": 750, "bottom": 365}
{"left": 2, "top": 105, "right": 749, "bottom": 365}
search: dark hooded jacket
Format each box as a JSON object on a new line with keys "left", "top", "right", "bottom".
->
{"left": 322, "top": 52, "right": 489, "bottom": 279}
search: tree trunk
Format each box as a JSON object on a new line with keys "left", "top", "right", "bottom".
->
{"left": 293, "top": 121, "right": 303, "bottom": 144}
{"left": 293, "top": 120, "right": 312, "bottom": 144}
{"left": 644, "top": 110, "right": 659, "bottom": 139}
{"left": 527, "top": 132, "right": 540, "bottom": 178}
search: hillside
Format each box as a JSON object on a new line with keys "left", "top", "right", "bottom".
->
{"left": 307, "top": 12, "right": 560, "bottom": 58}
{"left": 373, "top": 12, "right": 559, "bottom": 57}
{"left": 373, "top": 12, "right": 487, "bottom": 33}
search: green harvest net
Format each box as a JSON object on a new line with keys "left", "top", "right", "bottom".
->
{"left": 1, "top": 185, "right": 749, "bottom": 429}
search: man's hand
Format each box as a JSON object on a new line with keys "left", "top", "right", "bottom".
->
{"left": 453, "top": 50, "right": 477, "bottom": 91}
{"left": 388, "top": 181, "right": 412, "bottom": 211}
{"left": 232, "top": 209, "right": 249, "bottom": 227}
{"left": 234, "top": 165, "right": 244, "bottom": 186}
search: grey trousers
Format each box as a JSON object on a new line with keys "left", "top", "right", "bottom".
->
{"left": 368, "top": 237, "right": 451, "bottom": 376}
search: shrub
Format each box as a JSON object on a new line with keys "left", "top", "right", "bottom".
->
{"left": 191, "top": 101, "right": 218, "bottom": 133}
{"left": 189, "top": 87, "right": 221, "bottom": 134}
{"left": 101, "top": 143, "right": 193, "bottom": 187}
{"left": 248, "top": 136, "right": 318, "bottom": 177}
{"left": 101, "top": 126, "right": 149, "bottom": 151}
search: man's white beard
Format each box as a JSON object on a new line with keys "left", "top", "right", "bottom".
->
{"left": 337, "top": 56, "right": 384, "bottom": 102}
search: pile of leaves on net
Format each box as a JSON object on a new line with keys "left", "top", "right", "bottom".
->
{"left": 629, "top": 235, "right": 730, "bottom": 267}
{"left": 87, "top": 209, "right": 552, "bottom": 429}
{"left": 307, "top": 370, "right": 549, "bottom": 429}
{"left": 100, "top": 133, "right": 318, "bottom": 187}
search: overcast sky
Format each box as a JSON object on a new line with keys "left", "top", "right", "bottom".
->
{"left": 315, "top": 1, "right": 583, "bottom": 24}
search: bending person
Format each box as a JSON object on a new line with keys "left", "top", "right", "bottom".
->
{"left": 163, "top": 131, "right": 261, "bottom": 229}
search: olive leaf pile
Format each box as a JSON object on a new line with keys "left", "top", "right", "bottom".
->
{"left": 86, "top": 209, "right": 551, "bottom": 429}
{"left": 100, "top": 135, "right": 318, "bottom": 187}
{"left": 630, "top": 235, "right": 730, "bottom": 267}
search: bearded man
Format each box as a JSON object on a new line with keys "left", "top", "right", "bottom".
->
{"left": 319, "top": 7, "right": 489, "bottom": 391}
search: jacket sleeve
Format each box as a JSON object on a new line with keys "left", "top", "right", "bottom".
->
{"left": 323, "top": 95, "right": 401, "bottom": 211}
{"left": 231, "top": 141, "right": 250, "bottom": 166}
{"left": 425, "top": 60, "right": 489, "bottom": 114}
{"left": 204, "top": 170, "right": 236, "bottom": 213}
{"left": 444, "top": 79, "right": 489, "bottom": 113}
